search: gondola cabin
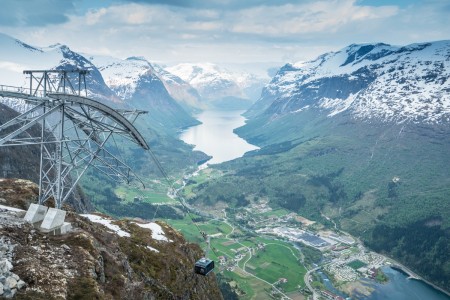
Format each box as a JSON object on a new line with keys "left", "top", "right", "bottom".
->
{"left": 194, "top": 258, "right": 214, "bottom": 276}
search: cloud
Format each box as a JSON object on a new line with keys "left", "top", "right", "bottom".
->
{"left": 0, "top": 0, "right": 448, "bottom": 66}
{"left": 120, "top": 0, "right": 324, "bottom": 10}
{"left": 0, "top": 0, "right": 77, "bottom": 26}
{"left": 0, "top": 61, "right": 26, "bottom": 73}
{"left": 230, "top": 0, "right": 399, "bottom": 36}
{"left": 121, "top": 0, "right": 189, "bottom": 6}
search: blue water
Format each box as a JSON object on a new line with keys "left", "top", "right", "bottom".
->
{"left": 179, "top": 110, "right": 259, "bottom": 164}
{"left": 315, "top": 267, "right": 449, "bottom": 300}
{"left": 366, "top": 266, "right": 450, "bottom": 300}
{"left": 317, "top": 270, "right": 348, "bottom": 298}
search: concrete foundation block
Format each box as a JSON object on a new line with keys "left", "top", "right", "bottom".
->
{"left": 23, "top": 204, "right": 48, "bottom": 224}
{"left": 57, "top": 222, "right": 72, "bottom": 235}
{"left": 40, "top": 208, "right": 66, "bottom": 232}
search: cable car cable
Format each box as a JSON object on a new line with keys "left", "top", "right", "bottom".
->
{"left": 143, "top": 146, "right": 220, "bottom": 275}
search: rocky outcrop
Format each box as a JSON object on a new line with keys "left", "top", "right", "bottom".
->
{"left": 0, "top": 236, "right": 27, "bottom": 298}
{"left": 0, "top": 180, "right": 223, "bottom": 299}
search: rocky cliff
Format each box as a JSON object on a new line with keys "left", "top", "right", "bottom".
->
{"left": 0, "top": 179, "right": 222, "bottom": 299}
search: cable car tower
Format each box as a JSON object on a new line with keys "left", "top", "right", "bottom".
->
{"left": 0, "top": 69, "right": 149, "bottom": 209}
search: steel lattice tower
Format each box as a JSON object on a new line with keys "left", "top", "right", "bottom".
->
{"left": 0, "top": 69, "right": 149, "bottom": 209}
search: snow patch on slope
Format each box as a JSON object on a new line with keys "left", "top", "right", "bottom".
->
{"left": 320, "top": 93, "right": 359, "bottom": 117}
{"left": 81, "top": 214, "right": 130, "bottom": 237}
{"left": 134, "top": 222, "right": 172, "bottom": 242}
{"left": 80, "top": 214, "right": 172, "bottom": 242}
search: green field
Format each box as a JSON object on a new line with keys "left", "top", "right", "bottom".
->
{"left": 246, "top": 243, "right": 306, "bottom": 292}
{"left": 166, "top": 215, "right": 205, "bottom": 244}
{"left": 258, "top": 208, "right": 290, "bottom": 217}
{"left": 115, "top": 184, "right": 174, "bottom": 204}
{"left": 347, "top": 259, "right": 367, "bottom": 270}
{"left": 166, "top": 217, "right": 306, "bottom": 297}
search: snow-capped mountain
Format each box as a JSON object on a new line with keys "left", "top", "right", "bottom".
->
{"left": 166, "top": 63, "right": 266, "bottom": 109}
{"left": 0, "top": 33, "right": 198, "bottom": 132}
{"left": 249, "top": 41, "right": 450, "bottom": 124}
{"left": 88, "top": 55, "right": 199, "bottom": 131}
{"left": 151, "top": 63, "right": 205, "bottom": 112}
{"left": 0, "top": 32, "right": 119, "bottom": 111}
{"left": 88, "top": 55, "right": 154, "bottom": 101}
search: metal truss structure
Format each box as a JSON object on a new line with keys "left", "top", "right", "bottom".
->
{"left": 0, "top": 69, "right": 149, "bottom": 209}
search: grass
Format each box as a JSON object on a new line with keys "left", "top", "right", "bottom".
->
{"left": 347, "top": 260, "right": 367, "bottom": 270}
{"left": 246, "top": 243, "right": 306, "bottom": 292}
{"left": 166, "top": 215, "right": 204, "bottom": 243}
{"left": 258, "top": 208, "right": 290, "bottom": 217}
{"left": 165, "top": 216, "right": 307, "bottom": 296}
{"left": 222, "top": 270, "right": 258, "bottom": 299}
{"left": 115, "top": 185, "right": 174, "bottom": 204}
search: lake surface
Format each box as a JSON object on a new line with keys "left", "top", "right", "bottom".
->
{"left": 317, "top": 266, "right": 450, "bottom": 299}
{"left": 179, "top": 110, "right": 259, "bottom": 164}
{"left": 366, "top": 267, "right": 450, "bottom": 300}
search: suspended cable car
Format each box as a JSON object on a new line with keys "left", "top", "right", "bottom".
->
{"left": 194, "top": 232, "right": 215, "bottom": 276}
{"left": 139, "top": 138, "right": 217, "bottom": 276}
{"left": 194, "top": 257, "right": 215, "bottom": 276}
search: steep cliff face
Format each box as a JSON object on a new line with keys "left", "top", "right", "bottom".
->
{"left": 0, "top": 179, "right": 222, "bottom": 299}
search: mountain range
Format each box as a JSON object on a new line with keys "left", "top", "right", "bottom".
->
{"left": 190, "top": 41, "right": 450, "bottom": 292}
{"left": 167, "top": 63, "right": 266, "bottom": 110}
{"left": 246, "top": 41, "right": 450, "bottom": 123}
{"left": 0, "top": 32, "right": 265, "bottom": 122}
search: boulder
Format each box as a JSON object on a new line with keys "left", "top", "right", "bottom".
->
{"left": 17, "top": 279, "right": 26, "bottom": 289}
{"left": 5, "top": 276, "right": 17, "bottom": 289}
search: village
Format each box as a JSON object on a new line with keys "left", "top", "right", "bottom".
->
{"left": 224, "top": 199, "right": 391, "bottom": 298}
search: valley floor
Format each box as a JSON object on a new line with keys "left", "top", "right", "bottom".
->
{"left": 163, "top": 167, "right": 450, "bottom": 300}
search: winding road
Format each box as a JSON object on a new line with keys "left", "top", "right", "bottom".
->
{"left": 221, "top": 210, "right": 292, "bottom": 299}
{"left": 304, "top": 267, "right": 321, "bottom": 300}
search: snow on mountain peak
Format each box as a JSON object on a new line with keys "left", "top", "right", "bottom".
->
{"left": 167, "top": 62, "right": 265, "bottom": 101}
{"left": 260, "top": 40, "right": 450, "bottom": 124}
{"left": 89, "top": 55, "right": 156, "bottom": 100}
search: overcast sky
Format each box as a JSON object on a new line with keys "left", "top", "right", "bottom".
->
{"left": 0, "top": 0, "right": 449, "bottom": 72}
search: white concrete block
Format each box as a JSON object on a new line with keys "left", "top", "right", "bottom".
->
{"left": 59, "top": 222, "right": 72, "bottom": 234}
{"left": 40, "top": 208, "right": 66, "bottom": 231}
{"left": 23, "top": 204, "right": 48, "bottom": 224}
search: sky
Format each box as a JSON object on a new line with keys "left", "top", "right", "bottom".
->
{"left": 0, "top": 0, "right": 449, "bottom": 73}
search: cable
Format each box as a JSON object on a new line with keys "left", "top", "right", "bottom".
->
{"left": 143, "top": 145, "right": 222, "bottom": 260}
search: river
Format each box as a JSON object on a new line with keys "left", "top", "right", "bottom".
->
{"left": 179, "top": 110, "right": 259, "bottom": 164}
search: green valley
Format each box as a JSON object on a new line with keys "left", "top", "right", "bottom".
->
{"left": 183, "top": 109, "right": 450, "bottom": 293}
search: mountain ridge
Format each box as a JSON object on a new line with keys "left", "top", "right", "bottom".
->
{"left": 167, "top": 62, "right": 267, "bottom": 110}
{"left": 247, "top": 40, "right": 450, "bottom": 124}
{"left": 88, "top": 54, "right": 200, "bottom": 131}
